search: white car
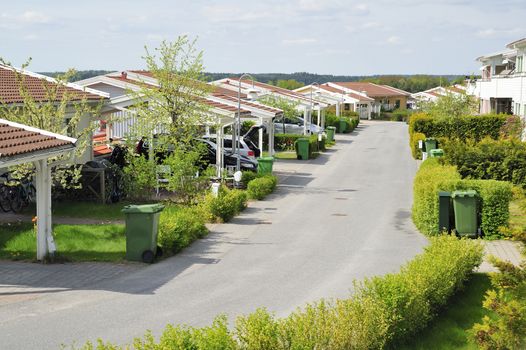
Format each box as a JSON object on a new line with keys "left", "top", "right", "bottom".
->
{"left": 274, "top": 116, "right": 323, "bottom": 135}
{"left": 202, "top": 125, "right": 263, "bottom": 161}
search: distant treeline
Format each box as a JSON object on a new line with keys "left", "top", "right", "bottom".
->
{"left": 40, "top": 70, "right": 466, "bottom": 93}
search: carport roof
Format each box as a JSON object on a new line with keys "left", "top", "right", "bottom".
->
{"left": 0, "top": 119, "right": 76, "bottom": 164}
{"left": 0, "top": 65, "right": 108, "bottom": 104}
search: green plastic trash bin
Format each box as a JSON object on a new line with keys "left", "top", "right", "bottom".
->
{"left": 122, "top": 203, "right": 165, "bottom": 263}
{"left": 452, "top": 190, "right": 478, "bottom": 238}
{"left": 425, "top": 138, "right": 438, "bottom": 152}
{"left": 438, "top": 191, "right": 452, "bottom": 233}
{"left": 326, "top": 126, "right": 336, "bottom": 142}
{"left": 295, "top": 138, "right": 310, "bottom": 160}
{"left": 338, "top": 118, "right": 348, "bottom": 133}
{"left": 257, "top": 157, "right": 274, "bottom": 175}
{"left": 429, "top": 148, "right": 444, "bottom": 158}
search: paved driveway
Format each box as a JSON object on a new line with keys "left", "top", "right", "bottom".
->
{"left": 0, "top": 121, "right": 428, "bottom": 349}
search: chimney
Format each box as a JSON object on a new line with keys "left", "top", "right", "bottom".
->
{"left": 361, "top": 90, "right": 367, "bottom": 96}
{"left": 121, "top": 71, "right": 127, "bottom": 79}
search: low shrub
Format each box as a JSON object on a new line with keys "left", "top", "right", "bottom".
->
{"left": 274, "top": 134, "right": 304, "bottom": 151}
{"left": 74, "top": 236, "right": 483, "bottom": 350}
{"left": 241, "top": 171, "right": 260, "bottom": 187}
{"left": 247, "top": 175, "right": 278, "bottom": 200}
{"left": 204, "top": 187, "right": 248, "bottom": 223}
{"left": 158, "top": 206, "right": 208, "bottom": 253}
{"left": 410, "top": 132, "right": 426, "bottom": 159}
{"left": 413, "top": 158, "right": 513, "bottom": 237}
{"left": 442, "top": 138, "right": 526, "bottom": 188}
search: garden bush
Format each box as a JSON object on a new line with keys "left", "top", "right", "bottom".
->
{"left": 75, "top": 236, "right": 483, "bottom": 350}
{"left": 274, "top": 134, "right": 304, "bottom": 151}
{"left": 413, "top": 158, "right": 512, "bottom": 237}
{"left": 204, "top": 187, "right": 248, "bottom": 223}
{"left": 247, "top": 175, "right": 278, "bottom": 200}
{"left": 410, "top": 132, "right": 426, "bottom": 159}
{"left": 158, "top": 206, "right": 208, "bottom": 253}
{"left": 442, "top": 138, "right": 526, "bottom": 188}
{"left": 241, "top": 171, "right": 260, "bottom": 187}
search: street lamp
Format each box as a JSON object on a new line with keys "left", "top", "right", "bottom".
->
{"left": 237, "top": 73, "right": 255, "bottom": 171}
{"left": 307, "top": 82, "right": 320, "bottom": 135}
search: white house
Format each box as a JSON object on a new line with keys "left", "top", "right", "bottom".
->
{"left": 467, "top": 37, "right": 526, "bottom": 119}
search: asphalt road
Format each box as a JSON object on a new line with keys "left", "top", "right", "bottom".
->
{"left": 0, "top": 121, "right": 428, "bottom": 349}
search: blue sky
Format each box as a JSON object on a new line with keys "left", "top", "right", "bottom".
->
{"left": 1, "top": 0, "right": 525, "bottom": 75}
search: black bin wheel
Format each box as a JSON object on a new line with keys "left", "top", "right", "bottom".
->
{"left": 155, "top": 246, "right": 163, "bottom": 258}
{"left": 297, "top": 155, "right": 301, "bottom": 160}
{"left": 142, "top": 250, "right": 155, "bottom": 264}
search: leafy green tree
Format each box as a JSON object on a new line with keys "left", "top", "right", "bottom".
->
{"left": 0, "top": 57, "right": 103, "bottom": 187}
{"left": 122, "top": 36, "right": 212, "bottom": 199}
{"left": 273, "top": 79, "right": 305, "bottom": 90}
{"left": 258, "top": 95, "right": 300, "bottom": 132}
{"left": 419, "top": 91, "right": 478, "bottom": 118}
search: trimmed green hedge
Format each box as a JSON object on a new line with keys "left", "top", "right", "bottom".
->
{"left": 413, "top": 158, "right": 512, "bottom": 238}
{"left": 247, "top": 175, "right": 278, "bottom": 200}
{"left": 442, "top": 138, "right": 526, "bottom": 188}
{"left": 274, "top": 134, "right": 304, "bottom": 151}
{"left": 76, "top": 236, "right": 483, "bottom": 350}
{"left": 158, "top": 207, "right": 208, "bottom": 254}
{"left": 203, "top": 187, "right": 248, "bottom": 223}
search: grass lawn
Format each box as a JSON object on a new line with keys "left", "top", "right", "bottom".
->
{"left": 395, "top": 273, "right": 491, "bottom": 350}
{"left": 262, "top": 151, "right": 298, "bottom": 160}
{"left": 509, "top": 196, "right": 526, "bottom": 230}
{"left": 0, "top": 222, "right": 125, "bottom": 262}
{"left": 21, "top": 200, "right": 149, "bottom": 221}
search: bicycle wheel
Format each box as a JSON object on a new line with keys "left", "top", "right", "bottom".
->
{"left": 10, "top": 186, "right": 24, "bottom": 213}
{"left": 0, "top": 185, "right": 11, "bottom": 212}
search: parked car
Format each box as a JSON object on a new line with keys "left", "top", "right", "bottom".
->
{"left": 202, "top": 125, "right": 264, "bottom": 161}
{"left": 194, "top": 138, "right": 258, "bottom": 172}
{"left": 274, "top": 116, "right": 323, "bottom": 134}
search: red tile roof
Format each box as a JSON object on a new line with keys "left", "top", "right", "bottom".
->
{"left": 332, "top": 82, "right": 410, "bottom": 97}
{"left": 227, "top": 78, "right": 318, "bottom": 103}
{"left": 319, "top": 85, "right": 374, "bottom": 101}
{"left": 0, "top": 65, "right": 107, "bottom": 104}
{"left": 0, "top": 120, "right": 75, "bottom": 159}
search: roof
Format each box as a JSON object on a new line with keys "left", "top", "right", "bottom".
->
{"left": 476, "top": 49, "right": 516, "bottom": 62}
{"left": 0, "top": 65, "right": 108, "bottom": 104}
{"left": 506, "top": 38, "right": 526, "bottom": 49}
{"left": 211, "top": 85, "right": 248, "bottom": 99}
{"left": 0, "top": 119, "right": 76, "bottom": 161}
{"left": 318, "top": 84, "right": 374, "bottom": 101}
{"left": 226, "top": 78, "right": 323, "bottom": 104}
{"left": 331, "top": 82, "right": 410, "bottom": 97}
{"left": 212, "top": 94, "right": 283, "bottom": 116}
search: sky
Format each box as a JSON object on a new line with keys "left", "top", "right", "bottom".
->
{"left": 1, "top": 0, "right": 525, "bottom": 75}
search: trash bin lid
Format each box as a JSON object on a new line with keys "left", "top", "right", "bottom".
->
{"left": 327, "top": 126, "right": 336, "bottom": 130}
{"left": 258, "top": 156, "right": 274, "bottom": 162}
{"left": 426, "top": 137, "right": 437, "bottom": 141}
{"left": 430, "top": 148, "right": 444, "bottom": 154}
{"left": 297, "top": 138, "right": 309, "bottom": 142}
{"left": 438, "top": 191, "right": 451, "bottom": 198}
{"left": 122, "top": 203, "right": 165, "bottom": 214}
{"left": 451, "top": 190, "right": 477, "bottom": 198}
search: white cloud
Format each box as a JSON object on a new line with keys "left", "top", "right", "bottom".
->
{"left": 363, "top": 21, "right": 381, "bottom": 29}
{"left": 354, "top": 4, "right": 370, "bottom": 14}
{"left": 476, "top": 28, "right": 521, "bottom": 38}
{"left": 23, "top": 34, "right": 38, "bottom": 41}
{"left": 20, "top": 11, "right": 50, "bottom": 24}
{"left": 282, "top": 38, "right": 318, "bottom": 45}
{"left": 386, "top": 36, "right": 401, "bottom": 45}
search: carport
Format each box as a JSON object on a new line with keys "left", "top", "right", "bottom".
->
{"left": 0, "top": 119, "right": 77, "bottom": 261}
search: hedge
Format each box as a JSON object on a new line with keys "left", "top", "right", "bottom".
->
{"left": 442, "top": 138, "right": 526, "bottom": 188}
{"left": 203, "top": 186, "right": 248, "bottom": 223}
{"left": 413, "top": 158, "right": 512, "bottom": 238}
{"left": 158, "top": 206, "right": 208, "bottom": 254}
{"left": 247, "top": 175, "right": 278, "bottom": 200}
{"left": 76, "top": 236, "right": 483, "bottom": 350}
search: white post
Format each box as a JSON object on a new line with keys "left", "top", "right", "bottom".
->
{"left": 317, "top": 107, "right": 321, "bottom": 127}
{"left": 216, "top": 125, "right": 223, "bottom": 178}
{"left": 336, "top": 103, "right": 341, "bottom": 117}
{"left": 45, "top": 164, "right": 56, "bottom": 255}
{"left": 303, "top": 107, "right": 309, "bottom": 135}
{"left": 269, "top": 121, "right": 275, "bottom": 156}
{"left": 258, "top": 117, "right": 264, "bottom": 155}
{"left": 34, "top": 159, "right": 48, "bottom": 260}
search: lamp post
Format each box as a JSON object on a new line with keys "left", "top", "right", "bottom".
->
{"left": 307, "top": 82, "right": 320, "bottom": 135}
{"left": 237, "top": 73, "right": 255, "bottom": 171}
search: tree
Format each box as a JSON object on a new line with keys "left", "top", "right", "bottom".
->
{"left": 122, "top": 36, "right": 212, "bottom": 202}
{"left": 0, "top": 58, "right": 103, "bottom": 187}
{"left": 419, "top": 91, "right": 478, "bottom": 118}
{"left": 271, "top": 79, "right": 304, "bottom": 90}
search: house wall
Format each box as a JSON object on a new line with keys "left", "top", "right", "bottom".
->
{"left": 375, "top": 96, "right": 408, "bottom": 110}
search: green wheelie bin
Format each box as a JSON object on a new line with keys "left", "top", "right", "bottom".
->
{"left": 338, "top": 118, "right": 348, "bottom": 133}
{"left": 257, "top": 157, "right": 274, "bottom": 175}
{"left": 452, "top": 190, "right": 478, "bottom": 238}
{"left": 326, "top": 126, "right": 336, "bottom": 142}
{"left": 295, "top": 138, "right": 310, "bottom": 160}
{"left": 425, "top": 138, "right": 438, "bottom": 153}
{"left": 429, "top": 148, "right": 444, "bottom": 158}
{"left": 122, "top": 203, "right": 165, "bottom": 263}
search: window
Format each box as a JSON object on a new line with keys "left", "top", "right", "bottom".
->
{"left": 344, "top": 104, "right": 350, "bottom": 111}
{"left": 395, "top": 100, "right": 401, "bottom": 109}
{"left": 517, "top": 55, "right": 523, "bottom": 73}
